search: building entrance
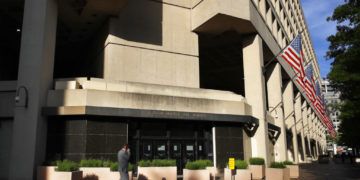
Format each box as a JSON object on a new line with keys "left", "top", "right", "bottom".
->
{"left": 129, "top": 120, "right": 213, "bottom": 173}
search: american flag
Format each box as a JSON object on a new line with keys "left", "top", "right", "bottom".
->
{"left": 304, "top": 63, "right": 316, "bottom": 103}
{"left": 279, "top": 35, "right": 305, "bottom": 78}
{"left": 278, "top": 34, "right": 336, "bottom": 136}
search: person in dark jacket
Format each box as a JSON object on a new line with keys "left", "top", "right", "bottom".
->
{"left": 118, "top": 144, "right": 131, "bottom": 180}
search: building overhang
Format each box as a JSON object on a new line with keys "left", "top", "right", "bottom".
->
{"left": 191, "top": 0, "right": 254, "bottom": 34}
{"left": 43, "top": 78, "right": 258, "bottom": 126}
{"left": 43, "top": 106, "right": 258, "bottom": 125}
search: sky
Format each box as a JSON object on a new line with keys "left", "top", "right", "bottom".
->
{"left": 301, "top": 0, "right": 344, "bottom": 78}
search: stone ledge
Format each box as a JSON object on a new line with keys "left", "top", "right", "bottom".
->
{"left": 42, "top": 106, "right": 258, "bottom": 125}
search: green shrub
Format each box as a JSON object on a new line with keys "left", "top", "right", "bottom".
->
{"left": 249, "top": 157, "right": 265, "bottom": 165}
{"left": 79, "top": 159, "right": 103, "bottom": 167}
{"left": 109, "top": 162, "right": 133, "bottom": 172}
{"left": 138, "top": 159, "right": 176, "bottom": 167}
{"left": 56, "top": 160, "right": 79, "bottom": 172}
{"left": 110, "top": 162, "right": 118, "bottom": 171}
{"left": 185, "top": 160, "right": 208, "bottom": 170}
{"left": 283, "top": 160, "right": 294, "bottom": 165}
{"left": 138, "top": 160, "right": 152, "bottom": 167}
{"left": 235, "top": 160, "right": 248, "bottom": 169}
{"left": 197, "top": 159, "right": 213, "bottom": 167}
{"left": 270, "top": 162, "right": 286, "bottom": 169}
{"left": 102, "top": 160, "right": 112, "bottom": 167}
{"left": 128, "top": 163, "right": 134, "bottom": 171}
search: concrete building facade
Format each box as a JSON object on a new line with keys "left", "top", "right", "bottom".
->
{"left": 322, "top": 78, "right": 341, "bottom": 132}
{"left": 0, "top": 0, "right": 328, "bottom": 179}
{"left": 322, "top": 78, "right": 341, "bottom": 154}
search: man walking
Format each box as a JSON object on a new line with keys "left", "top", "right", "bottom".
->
{"left": 118, "top": 144, "right": 131, "bottom": 180}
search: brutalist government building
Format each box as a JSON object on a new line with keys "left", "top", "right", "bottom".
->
{"left": 0, "top": 0, "right": 329, "bottom": 179}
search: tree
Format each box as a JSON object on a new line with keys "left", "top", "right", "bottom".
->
{"left": 326, "top": 0, "right": 360, "bottom": 149}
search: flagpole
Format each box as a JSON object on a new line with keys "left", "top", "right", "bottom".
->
{"left": 263, "top": 30, "right": 305, "bottom": 73}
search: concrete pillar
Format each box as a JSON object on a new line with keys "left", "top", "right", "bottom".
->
{"left": 294, "top": 93, "right": 306, "bottom": 163}
{"left": 8, "top": 0, "right": 57, "bottom": 179}
{"left": 266, "top": 63, "right": 287, "bottom": 161}
{"left": 283, "top": 81, "right": 299, "bottom": 163}
{"left": 301, "top": 101, "right": 309, "bottom": 161}
{"left": 306, "top": 108, "right": 312, "bottom": 159}
{"left": 315, "top": 120, "right": 320, "bottom": 157}
{"left": 315, "top": 140, "right": 320, "bottom": 157}
{"left": 243, "top": 35, "right": 270, "bottom": 164}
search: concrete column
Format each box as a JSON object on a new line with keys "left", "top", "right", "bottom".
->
{"left": 315, "top": 140, "right": 320, "bottom": 157}
{"left": 243, "top": 35, "right": 270, "bottom": 164}
{"left": 294, "top": 93, "right": 306, "bottom": 163}
{"left": 8, "top": 0, "right": 57, "bottom": 179}
{"left": 315, "top": 120, "right": 320, "bottom": 157}
{"left": 283, "top": 81, "right": 299, "bottom": 163}
{"left": 266, "top": 63, "right": 287, "bottom": 161}
{"left": 301, "top": 101, "right": 309, "bottom": 161}
{"left": 307, "top": 109, "right": 314, "bottom": 158}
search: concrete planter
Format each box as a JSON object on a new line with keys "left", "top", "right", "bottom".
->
{"left": 37, "top": 166, "right": 56, "bottom": 180}
{"left": 137, "top": 166, "right": 177, "bottom": 180}
{"left": 249, "top": 165, "right": 265, "bottom": 180}
{"left": 206, "top": 167, "right": 219, "bottom": 180}
{"left": 80, "top": 167, "right": 109, "bottom": 180}
{"left": 224, "top": 168, "right": 251, "bottom": 180}
{"left": 37, "top": 166, "right": 82, "bottom": 180}
{"left": 108, "top": 170, "right": 132, "bottom": 180}
{"left": 183, "top": 169, "right": 210, "bottom": 180}
{"left": 37, "top": 166, "right": 83, "bottom": 180}
{"left": 285, "top": 165, "right": 299, "bottom": 179}
{"left": 266, "top": 168, "right": 290, "bottom": 180}
{"left": 80, "top": 167, "right": 133, "bottom": 180}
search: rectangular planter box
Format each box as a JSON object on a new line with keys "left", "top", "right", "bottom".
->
{"left": 80, "top": 167, "right": 133, "bottom": 180}
{"left": 183, "top": 169, "right": 210, "bottom": 180}
{"left": 37, "top": 166, "right": 82, "bottom": 180}
{"left": 108, "top": 170, "right": 132, "bottom": 180}
{"left": 206, "top": 167, "right": 219, "bottom": 180}
{"left": 224, "top": 168, "right": 251, "bottom": 180}
{"left": 249, "top": 165, "right": 265, "bottom": 180}
{"left": 137, "top": 166, "right": 177, "bottom": 180}
{"left": 285, "top": 165, "right": 299, "bottom": 179}
{"left": 37, "top": 166, "right": 56, "bottom": 180}
{"left": 266, "top": 168, "right": 290, "bottom": 180}
{"left": 80, "top": 167, "right": 110, "bottom": 180}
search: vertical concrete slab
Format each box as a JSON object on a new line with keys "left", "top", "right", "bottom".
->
{"left": 294, "top": 93, "right": 306, "bottom": 162}
{"left": 8, "top": 0, "right": 57, "bottom": 179}
{"left": 306, "top": 108, "right": 313, "bottom": 158}
{"left": 266, "top": 63, "right": 287, "bottom": 161}
{"left": 301, "top": 101, "right": 309, "bottom": 160}
{"left": 242, "top": 35, "right": 270, "bottom": 164}
{"left": 243, "top": 129, "right": 252, "bottom": 162}
{"left": 283, "top": 81, "right": 299, "bottom": 163}
{"left": 315, "top": 121, "right": 320, "bottom": 158}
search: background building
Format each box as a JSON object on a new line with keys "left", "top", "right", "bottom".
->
{"left": 322, "top": 78, "right": 341, "bottom": 154}
{"left": 0, "top": 0, "right": 330, "bottom": 179}
{"left": 322, "top": 78, "right": 341, "bottom": 132}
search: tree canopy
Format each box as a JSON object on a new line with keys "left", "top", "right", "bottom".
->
{"left": 326, "top": 0, "right": 360, "bottom": 147}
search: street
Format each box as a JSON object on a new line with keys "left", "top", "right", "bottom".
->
{"left": 300, "top": 161, "right": 360, "bottom": 180}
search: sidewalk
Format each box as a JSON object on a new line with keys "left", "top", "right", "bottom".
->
{"left": 300, "top": 161, "right": 360, "bottom": 180}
